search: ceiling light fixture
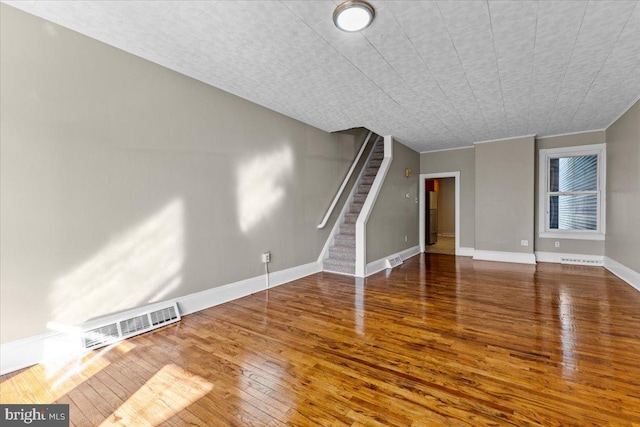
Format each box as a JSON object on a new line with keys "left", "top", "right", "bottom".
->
{"left": 333, "top": 0, "right": 375, "bottom": 32}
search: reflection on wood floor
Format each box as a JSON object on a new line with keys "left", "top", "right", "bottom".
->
{"left": 424, "top": 235, "right": 455, "bottom": 254}
{"left": 2, "top": 253, "right": 640, "bottom": 426}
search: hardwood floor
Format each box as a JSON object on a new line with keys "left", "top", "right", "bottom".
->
{"left": 2, "top": 253, "right": 640, "bottom": 426}
{"left": 424, "top": 235, "right": 455, "bottom": 255}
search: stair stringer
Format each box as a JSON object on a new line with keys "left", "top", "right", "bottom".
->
{"left": 318, "top": 136, "right": 382, "bottom": 273}
{"left": 355, "top": 135, "right": 394, "bottom": 278}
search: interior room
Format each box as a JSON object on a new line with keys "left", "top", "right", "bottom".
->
{"left": 1, "top": 1, "right": 639, "bottom": 426}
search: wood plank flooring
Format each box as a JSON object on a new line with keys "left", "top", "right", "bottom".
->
{"left": 424, "top": 236, "right": 455, "bottom": 255}
{"left": 2, "top": 253, "right": 640, "bottom": 426}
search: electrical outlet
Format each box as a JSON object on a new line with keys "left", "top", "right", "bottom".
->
{"left": 261, "top": 252, "right": 270, "bottom": 263}
{"left": 405, "top": 235, "right": 408, "bottom": 242}
{"left": 520, "top": 240, "right": 529, "bottom": 247}
{"left": 555, "top": 241, "right": 560, "bottom": 248}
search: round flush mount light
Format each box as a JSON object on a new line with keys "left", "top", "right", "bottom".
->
{"left": 333, "top": 0, "right": 375, "bottom": 32}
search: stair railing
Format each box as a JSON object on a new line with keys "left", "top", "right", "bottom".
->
{"left": 317, "top": 131, "right": 373, "bottom": 229}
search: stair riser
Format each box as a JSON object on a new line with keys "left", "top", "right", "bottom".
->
{"left": 340, "top": 226, "right": 355, "bottom": 235}
{"left": 329, "top": 250, "right": 356, "bottom": 261}
{"left": 344, "top": 214, "right": 359, "bottom": 223}
{"left": 358, "top": 184, "right": 372, "bottom": 194}
{"left": 361, "top": 176, "right": 375, "bottom": 185}
{"left": 335, "top": 235, "right": 355, "bottom": 245}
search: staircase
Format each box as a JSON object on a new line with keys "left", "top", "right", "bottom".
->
{"left": 323, "top": 139, "right": 384, "bottom": 275}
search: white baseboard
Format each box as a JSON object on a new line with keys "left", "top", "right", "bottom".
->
{"left": 366, "top": 258, "right": 388, "bottom": 276}
{"left": 399, "top": 245, "right": 421, "bottom": 261}
{"left": 0, "top": 261, "right": 319, "bottom": 375}
{"left": 473, "top": 250, "right": 536, "bottom": 265}
{"left": 535, "top": 251, "right": 604, "bottom": 266}
{"left": 604, "top": 257, "right": 640, "bottom": 293}
{"left": 179, "top": 261, "right": 319, "bottom": 315}
{"left": 0, "top": 331, "right": 83, "bottom": 377}
{"left": 365, "top": 245, "right": 420, "bottom": 276}
{"left": 457, "top": 247, "right": 475, "bottom": 257}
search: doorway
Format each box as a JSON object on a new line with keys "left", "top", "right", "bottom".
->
{"left": 424, "top": 178, "right": 455, "bottom": 254}
{"left": 419, "top": 172, "right": 460, "bottom": 255}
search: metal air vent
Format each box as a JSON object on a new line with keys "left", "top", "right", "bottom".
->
{"left": 83, "top": 323, "right": 119, "bottom": 349}
{"left": 560, "top": 257, "right": 604, "bottom": 266}
{"left": 385, "top": 256, "right": 403, "bottom": 269}
{"left": 82, "top": 302, "right": 180, "bottom": 350}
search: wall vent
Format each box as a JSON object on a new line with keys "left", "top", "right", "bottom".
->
{"left": 560, "top": 257, "right": 604, "bottom": 266}
{"left": 83, "top": 323, "right": 119, "bottom": 349}
{"left": 120, "top": 315, "right": 150, "bottom": 336}
{"left": 82, "top": 302, "right": 180, "bottom": 350}
{"left": 385, "top": 256, "right": 403, "bottom": 269}
{"left": 150, "top": 306, "right": 178, "bottom": 326}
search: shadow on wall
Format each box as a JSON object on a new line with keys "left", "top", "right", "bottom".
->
{"left": 48, "top": 199, "right": 185, "bottom": 331}
{"left": 237, "top": 145, "right": 293, "bottom": 234}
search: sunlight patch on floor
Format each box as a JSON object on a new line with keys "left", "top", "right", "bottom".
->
{"left": 99, "top": 364, "right": 212, "bottom": 426}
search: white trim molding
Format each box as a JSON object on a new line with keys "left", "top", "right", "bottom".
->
{"left": 365, "top": 246, "right": 420, "bottom": 276}
{"left": 0, "top": 261, "right": 319, "bottom": 375}
{"left": 604, "top": 257, "right": 640, "bottom": 293}
{"left": 536, "top": 129, "right": 606, "bottom": 140}
{"left": 356, "top": 135, "right": 393, "bottom": 277}
{"left": 458, "top": 247, "right": 475, "bottom": 257}
{"left": 538, "top": 143, "right": 607, "bottom": 241}
{"left": 473, "top": 134, "right": 536, "bottom": 145}
{"left": 419, "top": 171, "right": 461, "bottom": 256}
{"left": 420, "top": 145, "right": 474, "bottom": 155}
{"left": 473, "top": 250, "right": 537, "bottom": 265}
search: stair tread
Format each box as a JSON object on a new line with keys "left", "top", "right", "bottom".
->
{"left": 330, "top": 244, "right": 354, "bottom": 251}
{"left": 324, "top": 258, "right": 355, "bottom": 267}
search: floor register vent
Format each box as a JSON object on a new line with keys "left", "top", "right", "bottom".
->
{"left": 83, "top": 303, "right": 180, "bottom": 350}
{"left": 385, "top": 256, "right": 403, "bottom": 269}
{"left": 560, "top": 257, "right": 604, "bottom": 267}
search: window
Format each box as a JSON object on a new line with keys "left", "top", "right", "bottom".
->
{"left": 539, "top": 143, "right": 606, "bottom": 240}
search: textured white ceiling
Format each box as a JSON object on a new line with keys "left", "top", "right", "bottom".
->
{"left": 4, "top": 0, "right": 640, "bottom": 152}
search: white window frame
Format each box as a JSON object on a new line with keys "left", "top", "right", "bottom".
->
{"left": 538, "top": 143, "right": 606, "bottom": 241}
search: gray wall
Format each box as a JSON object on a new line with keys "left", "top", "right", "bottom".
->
{"left": 475, "top": 136, "right": 535, "bottom": 254}
{"left": 420, "top": 147, "right": 475, "bottom": 248}
{"left": 606, "top": 100, "right": 640, "bottom": 273}
{"left": 366, "top": 140, "right": 420, "bottom": 263}
{"left": 437, "top": 178, "right": 455, "bottom": 235}
{"left": 535, "top": 131, "right": 606, "bottom": 255}
{"left": 0, "top": 5, "right": 356, "bottom": 343}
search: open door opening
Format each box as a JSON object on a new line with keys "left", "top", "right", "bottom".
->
{"left": 419, "top": 172, "right": 460, "bottom": 256}
{"left": 424, "top": 178, "right": 455, "bottom": 255}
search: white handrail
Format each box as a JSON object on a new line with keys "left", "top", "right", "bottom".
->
{"left": 317, "top": 131, "right": 373, "bottom": 228}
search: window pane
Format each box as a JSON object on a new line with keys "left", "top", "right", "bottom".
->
{"left": 549, "top": 155, "right": 597, "bottom": 192}
{"left": 549, "top": 194, "right": 598, "bottom": 230}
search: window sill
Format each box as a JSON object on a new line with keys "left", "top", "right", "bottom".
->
{"left": 539, "top": 232, "right": 605, "bottom": 241}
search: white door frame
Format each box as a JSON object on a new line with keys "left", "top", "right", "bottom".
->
{"left": 419, "top": 172, "right": 461, "bottom": 255}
